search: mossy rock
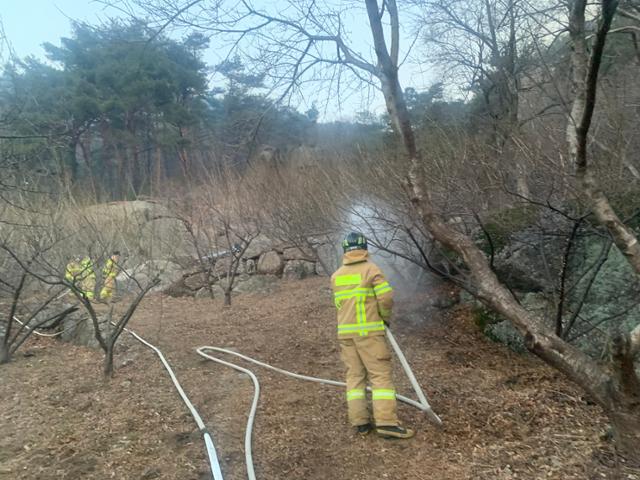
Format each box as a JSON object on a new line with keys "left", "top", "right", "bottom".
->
{"left": 475, "top": 205, "right": 540, "bottom": 255}
{"left": 485, "top": 321, "right": 527, "bottom": 353}
{"left": 472, "top": 305, "right": 502, "bottom": 330}
{"left": 472, "top": 305, "right": 527, "bottom": 353}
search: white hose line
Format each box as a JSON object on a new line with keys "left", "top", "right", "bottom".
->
{"left": 196, "top": 346, "right": 429, "bottom": 411}
{"left": 195, "top": 348, "right": 261, "bottom": 480}
{"left": 198, "top": 336, "right": 442, "bottom": 418}
{"left": 123, "top": 327, "right": 224, "bottom": 480}
{"left": 11, "top": 290, "right": 74, "bottom": 338}
{"left": 197, "top": 332, "right": 442, "bottom": 479}
{"left": 385, "top": 329, "right": 443, "bottom": 426}
{"left": 12, "top": 315, "right": 78, "bottom": 338}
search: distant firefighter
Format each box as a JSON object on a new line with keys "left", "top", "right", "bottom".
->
{"left": 100, "top": 251, "right": 121, "bottom": 301}
{"left": 65, "top": 255, "right": 96, "bottom": 300}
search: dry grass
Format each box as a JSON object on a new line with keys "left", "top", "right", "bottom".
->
{"left": 1, "top": 277, "right": 637, "bottom": 479}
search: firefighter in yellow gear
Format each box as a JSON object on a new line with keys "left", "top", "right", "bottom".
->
{"left": 331, "top": 232, "right": 415, "bottom": 439}
{"left": 100, "top": 251, "right": 120, "bottom": 301}
{"left": 65, "top": 256, "right": 96, "bottom": 300}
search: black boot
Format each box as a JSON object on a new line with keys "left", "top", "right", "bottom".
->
{"left": 376, "top": 425, "right": 415, "bottom": 439}
{"left": 356, "top": 423, "right": 373, "bottom": 436}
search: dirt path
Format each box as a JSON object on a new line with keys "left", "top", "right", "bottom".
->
{"left": 1, "top": 277, "right": 636, "bottom": 479}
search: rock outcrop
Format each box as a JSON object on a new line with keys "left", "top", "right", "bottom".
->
{"left": 162, "top": 233, "right": 339, "bottom": 298}
{"left": 257, "top": 251, "right": 284, "bottom": 275}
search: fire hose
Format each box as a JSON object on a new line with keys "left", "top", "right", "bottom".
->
{"left": 124, "top": 327, "right": 441, "bottom": 480}
{"left": 192, "top": 328, "right": 442, "bottom": 480}
{"left": 17, "top": 311, "right": 442, "bottom": 480}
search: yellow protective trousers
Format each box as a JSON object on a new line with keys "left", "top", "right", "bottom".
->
{"left": 100, "top": 276, "right": 115, "bottom": 300}
{"left": 65, "top": 259, "right": 95, "bottom": 300}
{"left": 100, "top": 257, "right": 118, "bottom": 301}
{"left": 339, "top": 335, "right": 398, "bottom": 427}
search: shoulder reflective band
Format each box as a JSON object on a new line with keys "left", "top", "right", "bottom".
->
{"left": 372, "top": 389, "right": 396, "bottom": 400}
{"left": 346, "top": 389, "right": 365, "bottom": 401}
{"left": 373, "top": 282, "right": 392, "bottom": 296}
{"left": 334, "top": 287, "right": 374, "bottom": 300}
{"left": 335, "top": 274, "right": 362, "bottom": 286}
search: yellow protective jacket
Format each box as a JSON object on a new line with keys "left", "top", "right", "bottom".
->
{"left": 102, "top": 258, "right": 118, "bottom": 279}
{"left": 65, "top": 257, "right": 96, "bottom": 299}
{"left": 330, "top": 250, "right": 393, "bottom": 338}
{"left": 65, "top": 257, "right": 95, "bottom": 283}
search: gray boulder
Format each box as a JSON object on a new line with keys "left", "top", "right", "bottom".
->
{"left": 315, "top": 262, "right": 327, "bottom": 276}
{"left": 81, "top": 200, "right": 192, "bottom": 260}
{"left": 117, "top": 260, "right": 183, "bottom": 293}
{"left": 494, "top": 227, "right": 564, "bottom": 292}
{"left": 183, "top": 271, "right": 209, "bottom": 291}
{"left": 60, "top": 311, "right": 109, "bottom": 349}
{"left": 488, "top": 207, "right": 572, "bottom": 293}
{"left": 243, "top": 234, "right": 276, "bottom": 259}
{"left": 485, "top": 320, "right": 527, "bottom": 353}
{"left": 257, "top": 251, "right": 284, "bottom": 275}
{"left": 213, "top": 257, "right": 232, "bottom": 278}
{"left": 315, "top": 243, "right": 341, "bottom": 276}
{"left": 234, "top": 275, "right": 280, "bottom": 294}
{"left": 242, "top": 258, "right": 257, "bottom": 275}
{"left": 283, "top": 260, "right": 316, "bottom": 280}
{"left": 282, "top": 247, "right": 316, "bottom": 261}
{"left": 195, "top": 284, "right": 226, "bottom": 299}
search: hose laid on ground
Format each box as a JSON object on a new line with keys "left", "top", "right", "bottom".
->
{"left": 196, "top": 328, "right": 442, "bottom": 480}
{"left": 10, "top": 291, "right": 73, "bottom": 338}
{"left": 12, "top": 315, "right": 78, "bottom": 338}
{"left": 123, "top": 327, "right": 224, "bottom": 480}
{"left": 16, "top": 293, "right": 440, "bottom": 480}
{"left": 13, "top": 297, "right": 222, "bottom": 480}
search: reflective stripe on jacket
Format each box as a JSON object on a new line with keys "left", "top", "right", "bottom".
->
{"left": 65, "top": 261, "right": 82, "bottom": 282}
{"left": 102, "top": 258, "right": 118, "bottom": 278}
{"left": 330, "top": 250, "right": 393, "bottom": 339}
{"left": 65, "top": 258, "right": 95, "bottom": 283}
{"left": 65, "top": 257, "right": 95, "bottom": 299}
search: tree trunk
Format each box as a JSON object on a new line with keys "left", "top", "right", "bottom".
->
{"left": 0, "top": 343, "right": 10, "bottom": 364}
{"left": 364, "top": 0, "right": 640, "bottom": 460}
{"left": 224, "top": 289, "right": 232, "bottom": 306}
{"left": 606, "top": 329, "right": 640, "bottom": 464}
{"left": 104, "top": 344, "right": 114, "bottom": 378}
{"left": 154, "top": 146, "right": 164, "bottom": 193}
{"left": 609, "top": 403, "right": 640, "bottom": 465}
{"left": 178, "top": 127, "right": 191, "bottom": 178}
{"left": 64, "top": 135, "right": 79, "bottom": 185}
{"left": 206, "top": 281, "right": 215, "bottom": 300}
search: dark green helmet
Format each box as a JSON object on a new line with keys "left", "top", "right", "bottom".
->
{"left": 342, "top": 232, "right": 368, "bottom": 252}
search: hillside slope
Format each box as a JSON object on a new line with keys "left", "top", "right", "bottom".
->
{"left": 1, "top": 277, "right": 635, "bottom": 479}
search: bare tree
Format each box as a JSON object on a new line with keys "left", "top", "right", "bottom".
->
{"left": 203, "top": 167, "right": 262, "bottom": 305}
{"left": 246, "top": 155, "right": 343, "bottom": 275}
{"left": 0, "top": 153, "right": 78, "bottom": 364}
{"left": 363, "top": 0, "right": 640, "bottom": 460}
{"left": 409, "top": 0, "right": 639, "bottom": 460}
{"left": 417, "top": 0, "right": 565, "bottom": 197}
{"left": 0, "top": 249, "right": 78, "bottom": 364}
{"left": 106, "top": 0, "right": 639, "bottom": 461}
{"left": 165, "top": 166, "right": 262, "bottom": 304}
{"left": 213, "top": 207, "right": 260, "bottom": 306}
{"left": 1, "top": 193, "right": 167, "bottom": 376}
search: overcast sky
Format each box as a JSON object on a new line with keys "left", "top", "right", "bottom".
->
{"left": 1, "top": 0, "right": 435, "bottom": 120}
{"left": 2, "top": 1, "right": 111, "bottom": 58}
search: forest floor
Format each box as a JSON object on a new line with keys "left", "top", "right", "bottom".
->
{"left": 1, "top": 277, "right": 638, "bottom": 480}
